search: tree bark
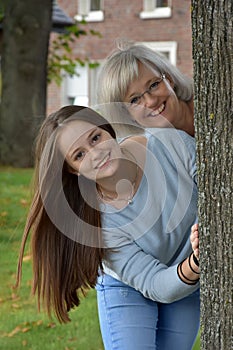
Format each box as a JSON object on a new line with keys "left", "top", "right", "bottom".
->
{"left": 0, "top": 0, "right": 52, "bottom": 167}
{"left": 191, "top": 1, "right": 233, "bottom": 349}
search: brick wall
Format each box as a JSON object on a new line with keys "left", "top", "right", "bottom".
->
{"left": 47, "top": 0, "right": 193, "bottom": 115}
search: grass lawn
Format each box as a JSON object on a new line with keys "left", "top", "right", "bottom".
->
{"left": 0, "top": 167, "right": 103, "bottom": 350}
{"left": 0, "top": 167, "right": 200, "bottom": 349}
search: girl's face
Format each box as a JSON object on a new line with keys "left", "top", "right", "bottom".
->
{"left": 124, "top": 63, "right": 180, "bottom": 129}
{"left": 59, "top": 120, "right": 121, "bottom": 182}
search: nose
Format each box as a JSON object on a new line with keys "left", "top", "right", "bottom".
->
{"left": 89, "top": 146, "right": 105, "bottom": 162}
{"left": 142, "top": 92, "right": 157, "bottom": 107}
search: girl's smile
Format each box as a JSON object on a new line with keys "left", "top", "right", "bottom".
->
{"left": 59, "top": 120, "right": 122, "bottom": 182}
{"left": 96, "top": 153, "right": 111, "bottom": 169}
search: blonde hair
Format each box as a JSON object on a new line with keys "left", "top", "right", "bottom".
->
{"left": 97, "top": 40, "right": 193, "bottom": 104}
{"left": 96, "top": 40, "right": 193, "bottom": 137}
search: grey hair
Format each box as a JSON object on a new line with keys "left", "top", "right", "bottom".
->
{"left": 97, "top": 40, "right": 193, "bottom": 104}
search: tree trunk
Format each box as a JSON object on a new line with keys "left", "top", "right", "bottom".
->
{"left": 191, "top": 1, "right": 233, "bottom": 349}
{"left": 0, "top": 0, "right": 52, "bottom": 167}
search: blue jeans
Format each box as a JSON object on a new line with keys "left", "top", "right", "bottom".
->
{"left": 96, "top": 274, "right": 200, "bottom": 350}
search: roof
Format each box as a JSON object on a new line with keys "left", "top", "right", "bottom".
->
{"left": 52, "top": 1, "right": 75, "bottom": 32}
{"left": 0, "top": 2, "right": 74, "bottom": 32}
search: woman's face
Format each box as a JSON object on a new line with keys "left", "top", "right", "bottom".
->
{"left": 59, "top": 120, "right": 121, "bottom": 182}
{"left": 124, "top": 63, "right": 180, "bottom": 129}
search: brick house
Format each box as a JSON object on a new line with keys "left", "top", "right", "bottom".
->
{"left": 48, "top": 0, "right": 193, "bottom": 115}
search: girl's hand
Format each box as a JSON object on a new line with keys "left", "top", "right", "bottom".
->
{"left": 190, "top": 223, "right": 199, "bottom": 259}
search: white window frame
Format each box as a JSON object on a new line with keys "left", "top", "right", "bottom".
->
{"left": 61, "top": 62, "right": 103, "bottom": 108}
{"left": 140, "top": 0, "right": 172, "bottom": 19}
{"left": 137, "top": 41, "right": 177, "bottom": 66}
{"left": 75, "top": 0, "right": 104, "bottom": 22}
{"left": 61, "top": 64, "right": 89, "bottom": 107}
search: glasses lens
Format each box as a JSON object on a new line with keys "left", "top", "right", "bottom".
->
{"left": 127, "top": 75, "right": 164, "bottom": 109}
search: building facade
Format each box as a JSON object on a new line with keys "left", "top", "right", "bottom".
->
{"left": 48, "top": 0, "right": 193, "bottom": 114}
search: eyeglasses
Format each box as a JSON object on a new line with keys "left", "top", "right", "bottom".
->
{"left": 127, "top": 74, "right": 166, "bottom": 108}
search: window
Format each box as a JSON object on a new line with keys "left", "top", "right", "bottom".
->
{"left": 140, "top": 0, "right": 172, "bottom": 19}
{"left": 137, "top": 41, "right": 177, "bottom": 66}
{"left": 156, "top": 0, "right": 169, "bottom": 7}
{"left": 91, "top": 0, "right": 101, "bottom": 11}
{"left": 75, "top": 0, "right": 104, "bottom": 22}
{"left": 61, "top": 63, "right": 102, "bottom": 108}
{"left": 61, "top": 65, "right": 89, "bottom": 107}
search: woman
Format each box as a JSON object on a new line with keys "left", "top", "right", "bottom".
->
{"left": 97, "top": 41, "right": 194, "bottom": 137}
{"left": 16, "top": 105, "right": 200, "bottom": 349}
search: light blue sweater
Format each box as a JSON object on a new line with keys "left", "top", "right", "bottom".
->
{"left": 100, "top": 128, "right": 199, "bottom": 303}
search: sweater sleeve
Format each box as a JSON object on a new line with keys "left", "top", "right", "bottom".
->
{"left": 147, "top": 128, "right": 197, "bottom": 184}
{"left": 103, "top": 235, "right": 199, "bottom": 303}
{"left": 102, "top": 129, "right": 199, "bottom": 303}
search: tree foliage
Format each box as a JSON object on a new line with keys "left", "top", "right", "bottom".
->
{"left": 48, "top": 23, "right": 100, "bottom": 86}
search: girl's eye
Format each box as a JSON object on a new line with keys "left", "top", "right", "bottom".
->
{"left": 75, "top": 151, "right": 85, "bottom": 160}
{"left": 92, "top": 134, "right": 101, "bottom": 143}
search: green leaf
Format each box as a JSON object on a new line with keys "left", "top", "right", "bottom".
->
{"left": 47, "top": 23, "right": 102, "bottom": 86}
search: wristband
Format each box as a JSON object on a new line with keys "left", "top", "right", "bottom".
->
{"left": 193, "top": 253, "right": 199, "bottom": 267}
{"left": 188, "top": 254, "right": 200, "bottom": 274}
{"left": 177, "top": 262, "right": 199, "bottom": 285}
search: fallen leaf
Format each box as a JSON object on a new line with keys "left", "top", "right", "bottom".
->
{"left": 20, "top": 199, "right": 28, "bottom": 207}
{"left": 22, "top": 327, "right": 31, "bottom": 333}
{"left": 11, "top": 293, "right": 20, "bottom": 301}
{"left": 8, "top": 326, "right": 21, "bottom": 337}
{"left": 36, "top": 320, "right": 43, "bottom": 326}
{"left": 47, "top": 322, "right": 56, "bottom": 328}
{"left": 12, "top": 303, "right": 20, "bottom": 309}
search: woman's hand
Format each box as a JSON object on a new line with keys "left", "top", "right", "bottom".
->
{"left": 190, "top": 223, "right": 199, "bottom": 259}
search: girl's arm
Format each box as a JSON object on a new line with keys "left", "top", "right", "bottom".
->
{"left": 103, "top": 235, "right": 200, "bottom": 304}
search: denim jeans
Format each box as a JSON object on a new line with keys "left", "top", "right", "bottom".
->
{"left": 96, "top": 274, "right": 200, "bottom": 350}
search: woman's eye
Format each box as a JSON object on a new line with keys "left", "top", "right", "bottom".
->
{"left": 149, "top": 81, "right": 159, "bottom": 90}
{"left": 130, "top": 96, "right": 140, "bottom": 105}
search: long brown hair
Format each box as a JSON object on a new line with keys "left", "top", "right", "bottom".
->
{"left": 16, "top": 105, "right": 116, "bottom": 323}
